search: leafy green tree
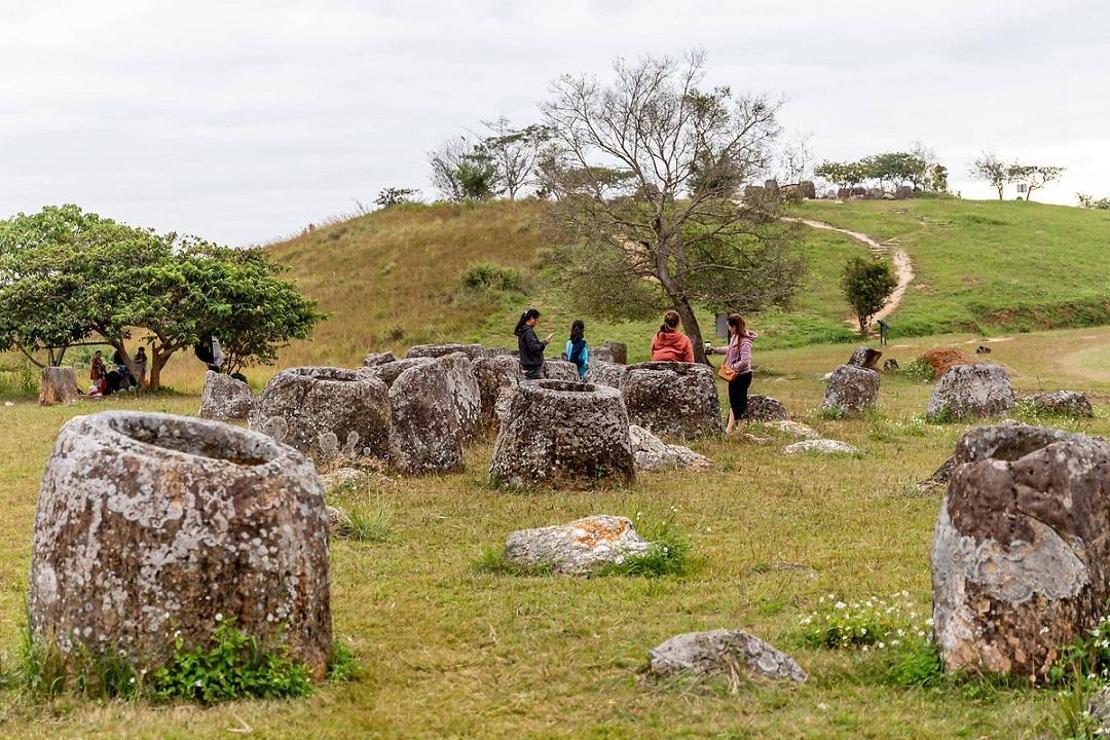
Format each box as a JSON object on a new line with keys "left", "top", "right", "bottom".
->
{"left": 1078, "top": 193, "right": 1110, "bottom": 210}
{"left": 841, "top": 255, "right": 898, "bottom": 335}
{"left": 863, "top": 152, "right": 929, "bottom": 191}
{"left": 929, "top": 163, "right": 949, "bottom": 193}
{"left": 970, "top": 153, "right": 1009, "bottom": 199}
{"left": 1006, "top": 163, "right": 1065, "bottom": 201}
{"left": 374, "top": 187, "right": 419, "bottom": 208}
{"left": 480, "top": 118, "right": 550, "bottom": 199}
{"left": 815, "top": 161, "right": 867, "bottom": 192}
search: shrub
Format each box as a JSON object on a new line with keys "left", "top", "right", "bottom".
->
{"left": 347, "top": 506, "right": 393, "bottom": 543}
{"left": 797, "top": 591, "right": 929, "bottom": 650}
{"left": 598, "top": 517, "right": 691, "bottom": 578}
{"left": 461, "top": 262, "right": 523, "bottom": 293}
{"left": 150, "top": 618, "right": 312, "bottom": 704}
{"left": 901, "top": 357, "right": 935, "bottom": 383}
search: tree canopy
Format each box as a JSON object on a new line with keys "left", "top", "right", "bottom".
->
{"left": 0, "top": 205, "right": 322, "bottom": 390}
{"left": 540, "top": 51, "right": 805, "bottom": 362}
{"left": 840, "top": 256, "right": 897, "bottom": 335}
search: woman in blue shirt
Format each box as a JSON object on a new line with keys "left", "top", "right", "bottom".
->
{"left": 564, "top": 319, "right": 589, "bottom": 379}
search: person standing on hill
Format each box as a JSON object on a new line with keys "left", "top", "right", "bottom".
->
{"left": 515, "top": 308, "right": 552, "bottom": 380}
{"left": 709, "top": 313, "right": 758, "bottom": 436}
{"left": 564, "top": 319, "right": 589, "bottom": 379}
{"left": 651, "top": 310, "right": 695, "bottom": 363}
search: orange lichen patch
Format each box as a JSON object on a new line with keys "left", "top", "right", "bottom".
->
{"left": 920, "top": 348, "right": 975, "bottom": 378}
{"left": 572, "top": 517, "right": 630, "bottom": 548}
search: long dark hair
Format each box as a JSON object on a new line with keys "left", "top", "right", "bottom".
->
{"left": 658, "top": 309, "right": 681, "bottom": 334}
{"left": 570, "top": 319, "right": 584, "bottom": 343}
{"left": 727, "top": 313, "right": 747, "bottom": 338}
{"left": 514, "top": 308, "right": 541, "bottom": 334}
{"left": 568, "top": 319, "right": 586, "bottom": 365}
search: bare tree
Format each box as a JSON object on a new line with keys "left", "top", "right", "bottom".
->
{"left": 428, "top": 137, "right": 469, "bottom": 201}
{"left": 481, "top": 117, "right": 549, "bottom": 199}
{"left": 970, "top": 152, "right": 1009, "bottom": 200}
{"left": 541, "top": 50, "right": 804, "bottom": 363}
{"left": 776, "top": 132, "right": 814, "bottom": 187}
{"left": 1007, "top": 163, "right": 1065, "bottom": 201}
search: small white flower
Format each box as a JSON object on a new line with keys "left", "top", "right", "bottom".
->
{"left": 877, "top": 642, "right": 886, "bottom": 649}
{"left": 835, "top": 601, "right": 846, "bottom": 610}
{"left": 129, "top": 677, "right": 136, "bottom": 684}
{"left": 215, "top": 613, "right": 224, "bottom": 622}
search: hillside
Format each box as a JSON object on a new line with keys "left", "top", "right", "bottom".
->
{"left": 261, "top": 197, "right": 1110, "bottom": 373}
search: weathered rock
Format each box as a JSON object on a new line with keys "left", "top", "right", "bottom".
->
{"left": 764, "top": 420, "right": 821, "bottom": 439}
{"left": 915, "top": 456, "right": 958, "bottom": 491}
{"left": 39, "top": 366, "right": 79, "bottom": 406}
{"left": 975, "top": 345, "right": 992, "bottom": 355}
{"left": 624, "top": 362, "right": 723, "bottom": 439}
{"left": 648, "top": 630, "right": 807, "bottom": 683}
{"left": 797, "top": 180, "right": 817, "bottom": 200}
{"left": 361, "top": 351, "right": 396, "bottom": 367}
{"left": 744, "top": 395, "right": 789, "bottom": 421}
{"left": 1088, "top": 686, "right": 1110, "bottom": 734}
{"left": 926, "top": 364, "right": 1014, "bottom": 422}
{"left": 325, "top": 505, "right": 353, "bottom": 537}
{"left": 198, "top": 370, "right": 253, "bottom": 421}
{"left": 472, "top": 354, "right": 522, "bottom": 432}
{"left": 821, "top": 364, "right": 880, "bottom": 414}
{"left": 931, "top": 424, "right": 1110, "bottom": 679}
{"left": 592, "top": 341, "right": 628, "bottom": 365}
{"left": 847, "top": 346, "right": 882, "bottom": 370}
{"left": 883, "top": 359, "right": 900, "bottom": 372}
{"left": 318, "top": 466, "right": 368, "bottom": 492}
{"left": 28, "top": 411, "right": 331, "bottom": 678}
{"left": 438, "top": 352, "right": 483, "bottom": 442}
{"left": 503, "top": 515, "right": 652, "bottom": 575}
{"left": 406, "top": 343, "right": 486, "bottom": 361}
{"left": 251, "top": 367, "right": 391, "bottom": 464}
{"left": 1023, "top": 390, "right": 1094, "bottom": 418}
{"left": 490, "top": 380, "right": 635, "bottom": 488}
{"left": 630, "top": 424, "right": 711, "bottom": 472}
{"left": 850, "top": 185, "right": 867, "bottom": 198}
{"left": 894, "top": 184, "right": 914, "bottom": 200}
{"left": 585, "top": 360, "right": 629, "bottom": 391}
{"left": 543, "top": 360, "right": 581, "bottom": 381}
{"left": 783, "top": 439, "right": 860, "bottom": 455}
{"left": 359, "top": 357, "right": 434, "bottom": 387}
{"left": 388, "top": 361, "right": 464, "bottom": 475}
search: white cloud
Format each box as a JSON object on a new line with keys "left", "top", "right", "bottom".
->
{"left": 1, "top": 0, "right": 1107, "bottom": 244}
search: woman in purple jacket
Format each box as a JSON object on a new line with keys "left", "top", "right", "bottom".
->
{"left": 710, "top": 313, "right": 757, "bottom": 435}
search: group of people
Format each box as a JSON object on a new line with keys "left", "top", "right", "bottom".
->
{"left": 88, "top": 348, "right": 147, "bottom": 397}
{"left": 513, "top": 307, "right": 758, "bottom": 437}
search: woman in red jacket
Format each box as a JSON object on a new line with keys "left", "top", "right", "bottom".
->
{"left": 650, "top": 310, "right": 695, "bottom": 363}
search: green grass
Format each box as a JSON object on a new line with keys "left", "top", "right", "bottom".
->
{"left": 0, "top": 327, "right": 1105, "bottom": 735}
{"left": 793, "top": 198, "right": 1110, "bottom": 339}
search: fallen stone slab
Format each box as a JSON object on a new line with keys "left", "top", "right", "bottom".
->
{"left": 783, "top": 439, "right": 860, "bottom": 455}
{"left": 764, "top": 420, "right": 821, "bottom": 439}
{"left": 1022, "top": 390, "right": 1094, "bottom": 418}
{"left": 503, "top": 515, "right": 652, "bottom": 575}
{"left": 630, "top": 424, "right": 710, "bottom": 472}
{"left": 931, "top": 423, "right": 1110, "bottom": 679}
{"left": 648, "top": 629, "right": 807, "bottom": 683}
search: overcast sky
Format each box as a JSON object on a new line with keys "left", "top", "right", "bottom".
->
{"left": 2, "top": 0, "right": 1107, "bottom": 245}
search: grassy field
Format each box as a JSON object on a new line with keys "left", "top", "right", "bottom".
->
{"left": 0, "top": 326, "right": 1107, "bottom": 737}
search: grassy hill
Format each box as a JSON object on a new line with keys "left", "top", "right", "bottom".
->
{"left": 258, "top": 196, "right": 1110, "bottom": 377}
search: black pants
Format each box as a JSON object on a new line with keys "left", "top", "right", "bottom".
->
{"left": 523, "top": 366, "right": 543, "bottom": 380}
{"left": 728, "top": 371, "right": 753, "bottom": 420}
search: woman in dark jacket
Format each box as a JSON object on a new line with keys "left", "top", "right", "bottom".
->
{"left": 514, "top": 308, "right": 552, "bottom": 380}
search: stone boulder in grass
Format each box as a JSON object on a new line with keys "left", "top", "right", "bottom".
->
{"left": 198, "top": 370, "right": 253, "bottom": 421}
{"left": 28, "top": 411, "right": 332, "bottom": 679}
{"left": 647, "top": 630, "right": 806, "bottom": 683}
{"left": 585, "top": 360, "right": 629, "bottom": 391}
{"left": 39, "top": 366, "right": 80, "bottom": 406}
{"left": 821, "top": 365, "right": 879, "bottom": 415}
{"left": 387, "top": 361, "right": 464, "bottom": 475}
{"left": 743, "top": 395, "right": 788, "bottom": 422}
{"left": 623, "top": 361, "right": 722, "bottom": 440}
{"left": 503, "top": 514, "right": 652, "bottom": 575}
{"left": 930, "top": 423, "right": 1110, "bottom": 679}
{"left": 926, "top": 364, "right": 1014, "bottom": 421}
{"left": 1021, "top": 390, "right": 1094, "bottom": 418}
{"left": 629, "top": 424, "right": 710, "bottom": 472}
{"left": 405, "top": 343, "right": 487, "bottom": 361}
{"left": 471, "top": 354, "right": 522, "bottom": 433}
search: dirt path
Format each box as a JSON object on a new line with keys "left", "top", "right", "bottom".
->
{"left": 784, "top": 217, "right": 915, "bottom": 324}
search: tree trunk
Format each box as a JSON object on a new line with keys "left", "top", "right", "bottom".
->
{"left": 673, "top": 298, "right": 708, "bottom": 365}
{"left": 148, "top": 353, "right": 167, "bottom": 392}
{"left": 858, "top": 314, "right": 869, "bottom": 336}
{"left": 997, "top": 186, "right": 1004, "bottom": 200}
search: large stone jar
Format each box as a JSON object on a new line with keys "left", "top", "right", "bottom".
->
{"left": 623, "top": 361, "right": 722, "bottom": 439}
{"left": 28, "top": 411, "right": 332, "bottom": 678}
{"left": 489, "top": 380, "right": 635, "bottom": 488}
{"left": 250, "top": 366, "right": 390, "bottom": 463}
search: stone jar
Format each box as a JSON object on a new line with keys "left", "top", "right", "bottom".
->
{"left": 250, "top": 366, "right": 390, "bottom": 463}
{"left": 489, "top": 380, "right": 635, "bottom": 488}
{"left": 28, "top": 411, "right": 332, "bottom": 678}
{"left": 623, "top": 361, "right": 722, "bottom": 439}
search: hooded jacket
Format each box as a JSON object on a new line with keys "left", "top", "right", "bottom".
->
{"left": 651, "top": 330, "right": 695, "bottom": 363}
{"left": 515, "top": 323, "right": 547, "bottom": 371}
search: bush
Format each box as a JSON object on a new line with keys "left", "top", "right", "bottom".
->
{"left": 150, "top": 618, "right": 312, "bottom": 704}
{"left": 901, "top": 357, "right": 935, "bottom": 383}
{"left": 461, "top": 262, "right": 523, "bottom": 293}
{"left": 598, "top": 517, "right": 691, "bottom": 577}
{"left": 347, "top": 506, "right": 393, "bottom": 543}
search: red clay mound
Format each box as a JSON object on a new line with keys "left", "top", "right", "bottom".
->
{"left": 919, "top": 348, "right": 975, "bottom": 378}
